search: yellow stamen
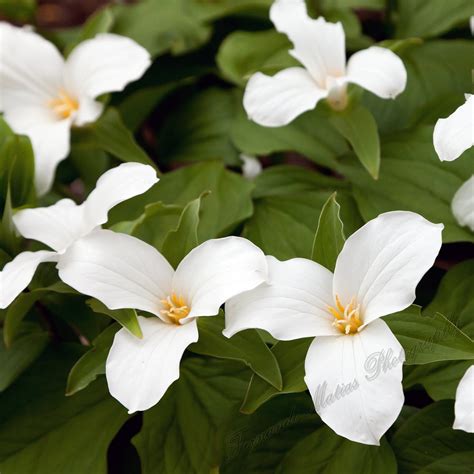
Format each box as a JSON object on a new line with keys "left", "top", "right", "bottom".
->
{"left": 48, "top": 90, "right": 79, "bottom": 119}
{"left": 327, "top": 296, "right": 363, "bottom": 335}
{"left": 160, "top": 293, "right": 190, "bottom": 324}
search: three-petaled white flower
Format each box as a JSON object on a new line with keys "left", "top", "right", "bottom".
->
{"left": 433, "top": 94, "right": 474, "bottom": 162}
{"left": 0, "top": 22, "right": 151, "bottom": 195}
{"left": 451, "top": 175, "right": 474, "bottom": 232}
{"left": 224, "top": 211, "right": 443, "bottom": 445}
{"left": 453, "top": 365, "right": 474, "bottom": 433}
{"left": 243, "top": 0, "right": 407, "bottom": 127}
{"left": 0, "top": 163, "right": 157, "bottom": 309}
{"left": 57, "top": 230, "right": 268, "bottom": 413}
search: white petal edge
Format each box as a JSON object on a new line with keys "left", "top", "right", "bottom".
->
{"left": 243, "top": 68, "right": 328, "bottom": 127}
{"left": 57, "top": 230, "right": 174, "bottom": 319}
{"left": 333, "top": 211, "right": 443, "bottom": 326}
{"left": 346, "top": 46, "right": 407, "bottom": 99}
{"left": 224, "top": 256, "right": 338, "bottom": 340}
{"left": 270, "top": 0, "right": 346, "bottom": 84}
{"left": 433, "top": 95, "right": 474, "bottom": 162}
{"left": 452, "top": 175, "right": 474, "bottom": 232}
{"left": 106, "top": 316, "right": 199, "bottom": 413}
{"left": 305, "top": 318, "right": 405, "bottom": 445}
{"left": 453, "top": 365, "right": 474, "bottom": 433}
{"left": 174, "top": 236, "right": 267, "bottom": 322}
{"left": 0, "top": 250, "right": 58, "bottom": 308}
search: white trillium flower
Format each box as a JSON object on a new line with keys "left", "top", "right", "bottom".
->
{"left": 240, "top": 153, "right": 263, "bottom": 180}
{"left": 57, "top": 231, "right": 268, "bottom": 413}
{"left": 224, "top": 211, "right": 443, "bottom": 445}
{"left": 0, "top": 22, "right": 151, "bottom": 195}
{"left": 453, "top": 365, "right": 474, "bottom": 433}
{"left": 433, "top": 94, "right": 474, "bottom": 162}
{"left": 243, "top": 0, "right": 407, "bottom": 127}
{"left": 0, "top": 163, "right": 157, "bottom": 309}
{"left": 451, "top": 175, "right": 474, "bottom": 232}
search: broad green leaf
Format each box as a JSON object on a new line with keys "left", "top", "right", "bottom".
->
{"left": 109, "top": 162, "right": 254, "bottom": 241}
{"left": 66, "top": 324, "right": 118, "bottom": 396}
{"left": 330, "top": 104, "right": 380, "bottom": 179}
{"left": 156, "top": 88, "right": 240, "bottom": 166}
{"left": 392, "top": 400, "right": 474, "bottom": 473}
{"left": 385, "top": 305, "right": 474, "bottom": 365}
{"left": 161, "top": 195, "right": 203, "bottom": 268}
{"left": 0, "top": 190, "right": 19, "bottom": 255}
{"left": 185, "top": 0, "right": 272, "bottom": 21}
{"left": 278, "top": 427, "right": 396, "bottom": 474}
{"left": 133, "top": 357, "right": 250, "bottom": 474}
{"left": 71, "top": 107, "right": 157, "bottom": 170}
{"left": 396, "top": 0, "right": 474, "bottom": 39}
{"left": 78, "top": 6, "right": 114, "bottom": 41}
{"left": 0, "top": 345, "right": 129, "bottom": 474}
{"left": 341, "top": 126, "right": 474, "bottom": 243}
{"left": 0, "top": 0, "right": 35, "bottom": 21}
{"left": 0, "top": 324, "right": 48, "bottom": 392}
{"left": 241, "top": 339, "right": 312, "bottom": 414}
{"left": 190, "top": 313, "right": 282, "bottom": 389}
{"left": 311, "top": 192, "right": 345, "bottom": 271}
{"left": 217, "top": 30, "right": 294, "bottom": 86}
{"left": 87, "top": 299, "right": 142, "bottom": 339}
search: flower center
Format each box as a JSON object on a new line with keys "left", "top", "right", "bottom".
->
{"left": 48, "top": 90, "right": 79, "bottom": 119}
{"left": 160, "top": 293, "right": 190, "bottom": 324}
{"left": 327, "top": 295, "right": 362, "bottom": 335}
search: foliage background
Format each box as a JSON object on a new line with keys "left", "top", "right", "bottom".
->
{"left": 0, "top": 0, "right": 473, "bottom": 473}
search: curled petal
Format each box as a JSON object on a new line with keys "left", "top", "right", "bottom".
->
{"left": 453, "top": 365, "right": 474, "bottom": 433}
{"left": 106, "top": 316, "right": 198, "bottom": 413}
{"left": 451, "top": 176, "right": 474, "bottom": 232}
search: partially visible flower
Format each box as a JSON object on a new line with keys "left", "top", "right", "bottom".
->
{"left": 240, "top": 154, "right": 262, "bottom": 180}
{"left": 0, "top": 163, "right": 157, "bottom": 309}
{"left": 453, "top": 365, "right": 474, "bottom": 433}
{"left": 433, "top": 94, "right": 474, "bottom": 162}
{"left": 224, "top": 211, "right": 443, "bottom": 445}
{"left": 0, "top": 23, "right": 151, "bottom": 195}
{"left": 243, "top": 0, "right": 407, "bottom": 127}
{"left": 57, "top": 231, "right": 267, "bottom": 412}
{"left": 452, "top": 175, "right": 474, "bottom": 232}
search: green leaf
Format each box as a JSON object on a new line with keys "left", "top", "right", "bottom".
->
{"left": 190, "top": 312, "right": 282, "bottom": 389}
{"left": 66, "top": 324, "right": 118, "bottom": 396}
{"left": 161, "top": 195, "right": 203, "bottom": 268}
{"left": 396, "top": 0, "right": 474, "bottom": 39}
{"left": 311, "top": 192, "right": 346, "bottom": 271}
{"left": 87, "top": 298, "right": 142, "bottom": 339}
{"left": 341, "top": 126, "right": 474, "bottom": 243}
{"left": 79, "top": 6, "right": 114, "bottom": 41}
{"left": 0, "top": 0, "right": 35, "bottom": 21}
{"left": 385, "top": 305, "right": 474, "bottom": 365}
{"left": 0, "top": 324, "right": 48, "bottom": 392}
{"left": 330, "top": 104, "right": 380, "bottom": 179}
{"left": 241, "top": 339, "right": 312, "bottom": 414}
{"left": 0, "top": 345, "right": 129, "bottom": 474}
{"left": 71, "top": 107, "right": 157, "bottom": 170}
{"left": 109, "top": 162, "right": 254, "bottom": 241}
{"left": 133, "top": 357, "right": 250, "bottom": 474}
{"left": 392, "top": 400, "right": 474, "bottom": 473}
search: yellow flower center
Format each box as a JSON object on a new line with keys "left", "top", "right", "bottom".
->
{"left": 160, "top": 293, "right": 190, "bottom": 324}
{"left": 327, "top": 295, "right": 362, "bottom": 335}
{"left": 48, "top": 90, "right": 79, "bottom": 119}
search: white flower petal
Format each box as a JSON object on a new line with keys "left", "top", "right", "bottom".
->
{"left": 65, "top": 33, "right": 151, "bottom": 124}
{"left": 0, "top": 250, "right": 58, "bottom": 308}
{"left": 452, "top": 176, "right": 474, "bottom": 232}
{"left": 270, "top": 0, "right": 345, "bottom": 85}
{"left": 433, "top": 95, "right": 474, "bottom": 162}
{"left": 13, "top": 199, "right": 84, "bottom": 253}
{"left": 333, "top": 211, "right": 443, "bottom": 325}
{"left": 240, "top": 154, "right": 262, "bottom": 180}
{"left": 346, "top": 46, "right": 407, "bottom": 99}
{"left": 453, "top": 365, "right": 474, "bottom": 433}
{"left": 58, "top": 230, "right": 174, "bottom": 318}
{"left": 0, "top": 22, "right": 63, "bottom": 113}
{"left": 305, "top": 319, "right": 405, "bottom": 445}
{"left": 243, "top": 68, "right": 328, "bottom": 127}
{"left": 174, "top": 237, "right": 267, "bottom": 322}
{"left": 224, "top": 256, "right": 338, "bottom": 340}
{"left": 83, "top": 163, "right": 158, "bottom": 230}
{"left": 106, "top": 316, "right": 198, "bottom": 413}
